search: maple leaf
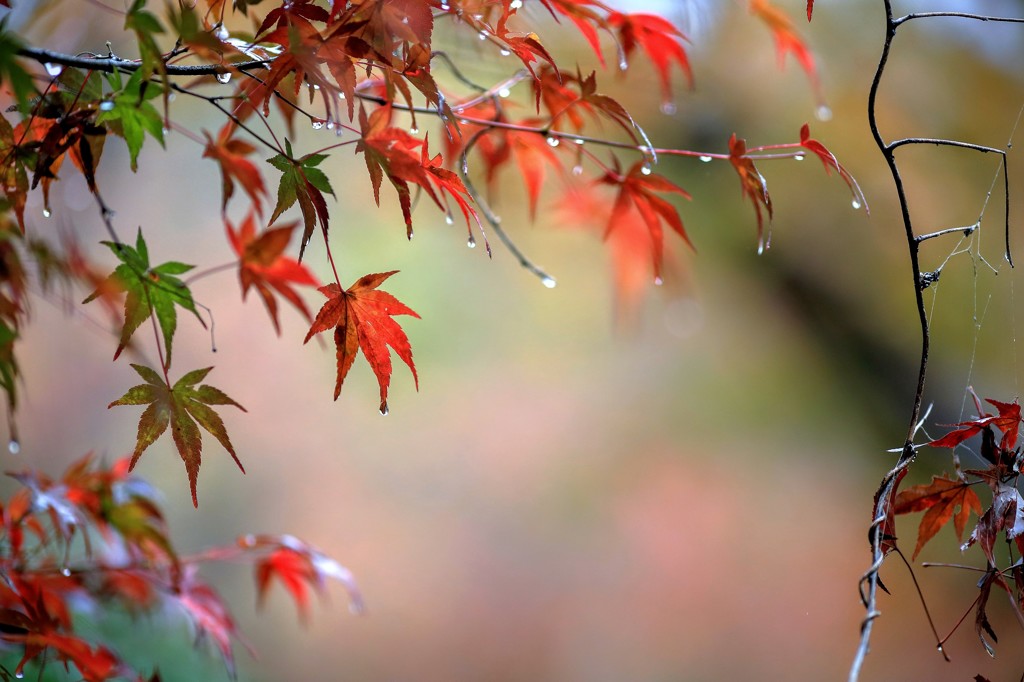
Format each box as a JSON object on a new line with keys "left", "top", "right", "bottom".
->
{"left": 175, "top": 567, "right": 253, "bottom": 678}
{"left": 749, "top": 0, "right": 821, "bottom": 103}
{"left": 242, "top": 533, "right": 365, "bottom": 622}
{"left": 304, "top": 271, "right": 419, "bottom": 414}
{"left": 0, "top": 111, "right": 29, "bottom": 231}
{"left": 799, "top": 123, "right": 867, "bottom": 212}
{"left": 536, "top": 0, "right": 607, "bottom": 66}
{"left": 607, "top": 12, "right": 692, "bottom": 104}
{"left": 893, "top": 474, "right": 983, "bottom": 560}
{"left": 95, "top": 70, "right": 165, "bottom": 172}
{"left": 962, "top": 478, "right": 1024, "bottom": 565}
{"left": 108, "top": 363, "right": 246, "bottom": 507}
{"left": 929, "top": 396, "right": 1022, "bottom": 453}
{"left": 728, "top": 134, "right": 774, "bottom": 253}
{"left": 477, "top": 124, "right": 562, "bottom": 220}
{"left": 203, "top": 122, "right": 268, "bottom": 215}
{"left": 267, "top": 139, "right": 335, "bottom": 260}
{"left": 598, "top": 161, "right": 692, "bottom": 280}
{"left": 85, "top": 229, "right": 204, "bottom": 369}
{"left": 226, "top": 212, "right": 319, "bottom": 334}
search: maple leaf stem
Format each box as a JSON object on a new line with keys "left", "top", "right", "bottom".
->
{"left": 937, "top": 589, "right": 984, "bottom": 650}
{"left": 170, "top": 83, "right": 282, "bottom": 156}
{"left": 894, "top": 547, "right": 949, "bottom": 662}
{"left": 459, "top": 129, "right": 557, "bottom": 286}
{"left": 324, "top": 238, "right": 341, "bottom": 288}
{"left": 183, "top": 261, "right": 238, "bottom": 286}
{"left": 16, "top": 46, "right": 273, "bottom": 78}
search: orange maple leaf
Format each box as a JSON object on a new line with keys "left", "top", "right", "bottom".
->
{"left": 894, "top": 474, "right": 983, "bottom": 560}
{"left": 226, "top": 213, "right": 318, "bottom": 335}
{"left": 203, "top": 123, "right": 268, "bottom": 215}
{"left": 304, "top": 271, "right": 419, "bottom": 414}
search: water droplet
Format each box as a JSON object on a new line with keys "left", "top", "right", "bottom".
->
{"left": 815, "top": 104, "right": 833, "bottom": 122}
{"left": 312, "top": 84, "right": 321, "bottom": 90}
{"left": 42, "top": 208, "right": 51, "bottom": 218}
{"left": 61, "top": 567, "right": 71, "bottom": 577}
{"left": 380, "top": 404, "right": 389, "bottom": 416}
{"left": 326, "top": 119, "right": 335, "bottom": 130}
{"left": 479, "top": 31, "right": 488, "bottom": 40}
{"left": 338, "top": 92, "right": 346, "bottom": 100}
{"left": 410, "top": 125, "right": 419, "bottom": 134}
{"left": 541, "top": 276, "right": 557, "bottom": 288}
{"left": 454, "top": 106, "right": 465, "bottom": 115}
{"left": 15, "top": 671, "right": 23, "bottom": 679}
{"left": 572, "top": 164, "right": 583, "bottom": 176}
{"left": 546, "top": 136, "right": 559, "bottom": 147}
{"left": 510, "top": 0, "right": 523, "bottom": 8}
{"left": 640, "top": 163, "right": 652, "bottom": 176}
{"left": 99, "top": 101, "right": 115, "bottom": 111}
{"left": 44, "top": 62, "right": 63, "bottom": 77}
{"left": 445, "top": 212, "right": 454, "bottom": 225}
{"left": 851, "top": 198, "right": 862, "bottom": 210}
{"left": 574, "top": 138, "right": 584, "bottom": 145}
{"left": 440, "top": 2, "right": 449, "bottom": 9}
{"left": 215, "top": 71, "right": 232, "bottom": 84}
{"left": 402, "top": 16, "right": 409, "bottom": 24}
{"left": 161, "top": 126, "right": 170, "bottom": 136}
{"left": 660, "top": 102, "right": 677, "bottom": 115}
{"left": 618, "top": 57, "right": 628, "bottom": 71}
{"left": 699, "top": 155, "right": 713, "bottom": 163}
{"left": 654, "top": 276, "right": 664, "bottom": 286}
{"left": 467, "top": 236, "right": 476, "bottom": 248}
{"left": 794, "top": 154, "right": 805, "bottom": 161}
{"left": 499, "top": 49, "right": 511, "bottom": 57}
{"left": 7, "top": 439, "right": 18, "bottom": 455}
{"left": 311, "top": 119, "right": 324, "bottom": 130}
{"left": 214, "top": 24, "right": 229, "bottom": 40}
{"left": 498, "top": 87, "right": 511, "bottom": 98}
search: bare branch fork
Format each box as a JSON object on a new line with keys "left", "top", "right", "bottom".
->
{"left": 851, "top": 3, "right": 1019, "bottom": 680}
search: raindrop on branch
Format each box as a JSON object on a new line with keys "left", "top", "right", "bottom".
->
{"left": 214, "top": 24, "right": 230, "bottom": 40}
{"left": 541, "top": 276, "right": 557, "bottom": 288}
{"left": 794, "top": 154, "right": 805, "bottom": 161}
{"left": 467, "top": 236, "right": 476, "bottom": 248}
{"left": 44, "top": 62, "right": 63, "bottom": 77}
{"left": 851, "top": 198, "right": 862, "bottom": 210}
{"left": 215, "top": 71, "right": 232, "bottom": 84}
{"left": 42, "top": 208, "right": 51, "bottom": 218}
{"left": 7, "top": 439, "right": 19, "bottom": 455}
{"left": 815, "top": 105, "right": 832, "bottom": 122}
{"left": 660, "top": 102, "right": 677, "bottom": 116}
{"left": 699, "top": 155, "right": 713, "bottom": 163}
{"left": 546, "top": 136, "right": 560, "bottom": 147}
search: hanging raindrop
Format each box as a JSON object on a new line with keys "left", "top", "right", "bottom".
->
{"left": 99, "top": 101, "right": 115, "bottom": 111}
{"left": 311, "top": 119, "right": 324, "bottom": 130}
{"left": 546, "top": 136, "right": 560, "bottom": 147}
{"left": 467, "top": 236, "right": 476, "bottom": 248}
{"left": 500, "top": 49, "right": 511, "bottom": 57}
{"left": 510, "top": 0, "right": 523, "bottom": 8}
{"left": 445, "top": 212, "right": 454, "bottom": 225}
{"left": 851, "top": 198, "right": 862, "bottom": 210}
{"left": 699, "top": 155, "right": 713, "bottom": 163}
{"left": 61, "top": 567, "right": 71, "bottom": 577}
{"left": 640, "top": 163, "right": 652, "bottom": 176}
{"left": 380, "top": 404, "right": 389, "bottom": 416}
{"left": 498, "top": 87, "right": 511, "bottom": 98}
{"left": 215, "top": 71, "right": 232, "bottom": 84}
{"left": 7, "top": 439, "right": 19, "bottom": 455}
{"left": 572, "top": 164, "right": 583, "bottom": 176}
{"left": 44, "top": 62, "right": 63, "bottom": 77}
{"left": 815, "top": 105, "right": 833, "bottom": 122}
{"left": 410, "top": 125, "right": 419, "bottom": 134}
{"left": 42, "top": 208, "right": 51, "bottom": 218}
{"left": 794, "top": 154, "right": 805, "bottom": 161}
{"left": 654, "top": 276, "right": 664, "bottom": 286}
{"left": 479, "top": 31, "right": 488, "bottom": 40}
{"left": 660, "top": 102, "right": 677, "bottom": 115}
{"left": 541, "top": 276, "right": 557, "bottom": 288}
{"left": 214, "top": 24, "right": 229, "bottom": 40}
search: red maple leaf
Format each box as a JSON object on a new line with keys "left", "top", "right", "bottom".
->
{"left": 475, "top": 122, "right": 562, "bottom": 220}
{"left": 929, "top": 396, "right": 1022, "bottom": 453}
{"left": 304, "top": 271, "right": 419, "bottom": 414}
{"left": 226, "top": 213, "right": 319, "bottom": 335}
{"left": 599, "top": 160, "right": 692, "bottom": 280}
{"left": 728, "top": 134, "right": 773, "bottom": 252}
{"left": 203, "top": 122, "right": 267, "bottom": 215}
{"left": 243, "top": 533, "right": 365, "bottom": 622}
{"left": 750, "top": 0, "right": 822, "bottom": 103}
{"left": 607, "top": 12, "right": 692, "bottom": 104}
{"left": 894, "top": 474, "right": 983, "bottom": 560}
{"left": 807, "top": 0, "right": 815, "bottom": 21}
{"left": 799, "top": 123, "right": 867, "bottom": 212}
{"left": 536, "top": 0, "right": 607, "bottom": 66}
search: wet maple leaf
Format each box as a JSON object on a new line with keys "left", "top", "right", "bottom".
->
{"left": 607, "top": 12, "right": 692, "bottom": 104}
{"left": 598, "top": 161, "right": 692, "bottom": 280}
{"left": 728, "top": 134, "right": 774, "bottom": 253}
{"left": 242, "top": 533, "right": 364, "bottom": 622}
{"left": 749, "top": 0, "right": 821, "bottom": 103}
{"left": 108, "top": 364, "right": 246, "bottom": 507}
{"left": 226, "top": 213, "right": 318, "bottom": 335}
{"left": 304, "top": 271, "right": 419, "bottom": 414}
{"left": 203, "top": 122, "right": 268, "bottom": 215}
{"left": 267, "top": 140, "right": 335, "bottom": 260}
{"left": 84, "top": 229, "right": 204, "bottom": 369}
{"left": 929, "top": 397, "right": 1022, "bottom": 453}
{"left": 477, "top": 125, "right": 562, "bottom": 220}
{"left": 16, "top": 632, "right": 126, "bottom": 682}
{"left": 175, "top": 567, "right": 252, "bottom": 678}
{"left": 894, "top": 474, "right": 983, "bottom": 560}
{"left": 799, "top": 123, "right": 867, "bottom": 212}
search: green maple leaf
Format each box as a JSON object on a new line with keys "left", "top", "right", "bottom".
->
{"left": 267, "top": 139, "right": 334, "bottom": 260}
{"left": 84, "top": 228, "right": 203, "bottom": 369}
{"left": 95, "top": 69, "right": 165, "bottom": 172}
{"left": 109, "top": 363, "right": 246, "bottom": 507}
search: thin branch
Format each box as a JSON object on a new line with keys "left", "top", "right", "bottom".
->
{"left": 17, "top": 46, "right": 271, "bottom": 77}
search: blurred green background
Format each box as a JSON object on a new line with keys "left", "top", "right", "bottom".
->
{"left": 7, "top": 0, "right": 1024, "bottom": 679}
